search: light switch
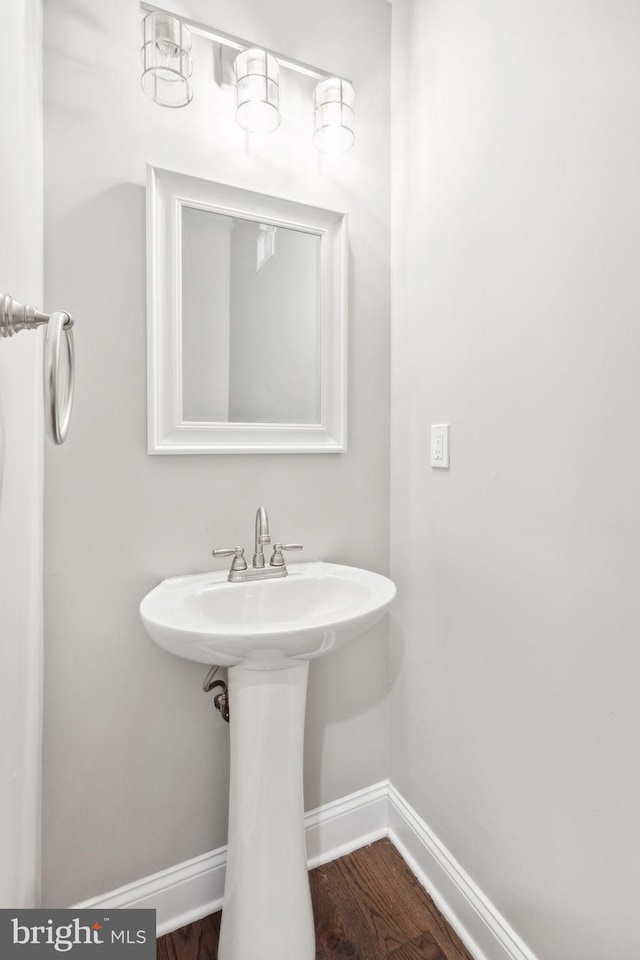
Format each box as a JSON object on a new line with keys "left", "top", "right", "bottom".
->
{"left": 431, "top": 424, "right": 450, "bottom": 468}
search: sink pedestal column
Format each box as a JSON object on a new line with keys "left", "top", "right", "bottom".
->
{"left": 218, "top": 659, "right": 315, "bottom": 960}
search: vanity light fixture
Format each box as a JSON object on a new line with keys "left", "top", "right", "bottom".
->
{"left": 139, "top": 5, "right": 354, "bottom": 151}
{"left": 313, "top": 78, "right": 355, "bottom": 154}
{"left": 234, "top": 49, "right": 281, "bottom": 134}
{"left": 141, "top": 11, "right": 193, "bottom": 108}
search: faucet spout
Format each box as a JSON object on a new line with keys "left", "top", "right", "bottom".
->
{"left": 253, "top": 506, "right": 270, "bottom": 568}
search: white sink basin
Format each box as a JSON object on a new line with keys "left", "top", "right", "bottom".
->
{"left": 140, "top": 560, "right": 396, "bottom": 670}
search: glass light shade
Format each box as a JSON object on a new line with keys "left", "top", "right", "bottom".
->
{"left": 313, "top": 78, "right": 355, "bottom": 154}
{"left": 234, "top": 49, "right": 280, "bottom": 134}
{"left": 141, "top": 12, "right": 193, "bottom": 108}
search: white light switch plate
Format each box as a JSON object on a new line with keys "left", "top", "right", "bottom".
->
{"left": 431, "top": 424, "right": 450, "bottom": 468}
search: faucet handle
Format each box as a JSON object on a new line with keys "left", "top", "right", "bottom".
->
{"left": 270, "top": 543, "right": 303, "bottom": 567}
{"left": 212, "top": 546, "right": 247, "bottom": 571}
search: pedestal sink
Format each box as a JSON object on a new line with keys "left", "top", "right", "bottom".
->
{"left": 140, "top": 560, "right": 396, "bottom": 960}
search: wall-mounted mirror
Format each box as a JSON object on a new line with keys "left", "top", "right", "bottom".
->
{"left": 147, "top": 166, "right": 347, "bottom": 453}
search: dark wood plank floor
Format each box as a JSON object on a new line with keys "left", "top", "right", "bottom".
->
{"left": 156, "top": 838, "right": 475, "bottom": 960}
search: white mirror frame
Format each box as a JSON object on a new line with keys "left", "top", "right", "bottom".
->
{"left": 147, "top": 165, "right": 348, "bottom": 454}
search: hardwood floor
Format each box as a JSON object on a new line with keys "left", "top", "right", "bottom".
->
{"left": 156, "top": 838, "right": 475, "bottom": 960}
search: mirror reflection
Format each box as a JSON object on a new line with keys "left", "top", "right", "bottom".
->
{"left": 181, "top": 206, "right": 322, "bottom": 425}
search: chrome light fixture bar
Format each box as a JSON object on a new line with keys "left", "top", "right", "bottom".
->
{"left": 139, "top": 3, "right": 355, "bottom": 152}
{"left": 140, "top": 3, "right": 350, "bottom": 83}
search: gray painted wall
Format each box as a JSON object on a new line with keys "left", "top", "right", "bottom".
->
{"left": 43, "top": 0, "right": 390, "bottom": 906}
{"left": 0, "top": 0, "right": 43, "bottom": 908}
{"left": 390, "top": 1, "right": 640, "bottom": 958}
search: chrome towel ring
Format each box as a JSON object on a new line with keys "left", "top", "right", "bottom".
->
{"left": 0, "top": 293, "right": 75, "bottom": 445}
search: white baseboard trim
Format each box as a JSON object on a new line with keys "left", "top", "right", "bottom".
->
{"left": 74, "top": 780, "right": 538, "bottom": 960}
{"left": 73, "top": 846, "right": 228, "bottom": 938}
{"left": 387, "top": 785, "right": 539, "bottom": 960}
{"left": 305, "top": 779, "right": 389, "bottom": 869}
{"left": 73, "top": 780, "right": 389, "bottom": 937}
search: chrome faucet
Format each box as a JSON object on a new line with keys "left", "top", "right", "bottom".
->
{"left": 213, "top": 506, "right": 303, "bottom": 583}
{"left": 253, "top": 505, "right": 270, "bottom": 569}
